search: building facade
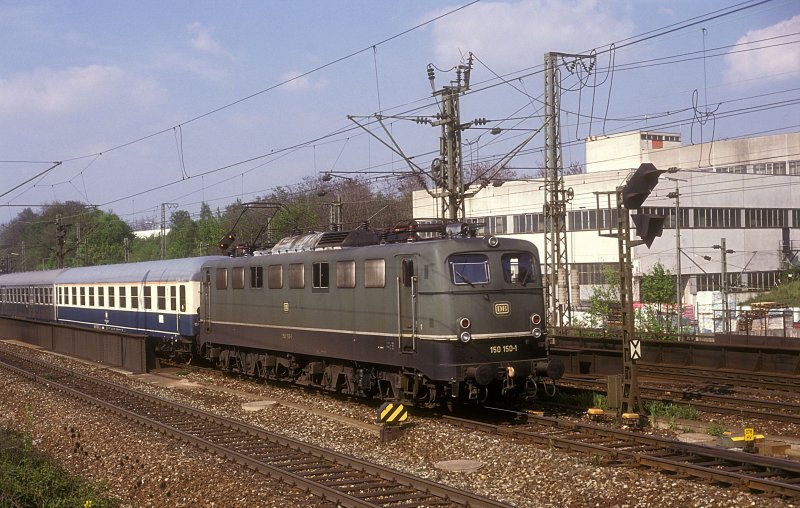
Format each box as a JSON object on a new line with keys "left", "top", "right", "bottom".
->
{"left": 413, "top": 131, "right": 800, "bottom": 317}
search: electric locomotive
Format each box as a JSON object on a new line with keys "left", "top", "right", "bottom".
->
{"left": 193, "top": 220, "right": 562, "bottom": 406}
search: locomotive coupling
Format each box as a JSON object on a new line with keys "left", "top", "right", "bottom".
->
{"left": 534, "top": 359, "right": 565, "bottom": 380}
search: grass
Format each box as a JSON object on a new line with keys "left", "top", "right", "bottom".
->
{"left": 645, "top": 400, "right": 699, "bottom": 422}
{"left": 0, "top": 427, "right": 121, "bottom": 508}
{"left": 744, "top": 279, "right": 800, "bottom": 307}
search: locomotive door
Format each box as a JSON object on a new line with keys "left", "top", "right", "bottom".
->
{"left": 397, "top": 256, "right": 418, "bottom": 353}
{"left": 201, "top": 269, "right": 212, "bottom": 332}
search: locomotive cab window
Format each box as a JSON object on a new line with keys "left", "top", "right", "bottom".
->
{"left": 216, "top": 268, "right": 228, "bottom": 290}
{"left": 449, "top": 254, "right": 489, "bottom": 285}
{"left": 502, "top": 253, "right": 536, "bottom": 285}
{"left": 401, "top": 259, "right": 414, "bottom": 288}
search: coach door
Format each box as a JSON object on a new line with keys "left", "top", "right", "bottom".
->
{"left": 397, "top": 256, "right": 418, "bottom": 353}
{"left": 201, "top": 269, "right": 212, "bottom": 331}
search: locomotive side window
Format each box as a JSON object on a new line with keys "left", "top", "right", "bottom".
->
{"left": 449, "top": 254, "right": 489, "bottom": 285}
{"left": 250, "top": 266, "right": 264, "bottom": 288}
{"left": 268, "top": 265, "right": 283, "bottom": 289}
{"left": 157, "top": 286, "right": 166, "bottom": 310}
{"left": 131, "top": 286, "right": 139, "bottom": 309}
{"left": 216, "top": 268, "right": 228, "bottom": 290}
{"left": 120, "top": 287, "right": 127, "bottom": 308}
{"left": 364, "top": 259, "right": 386, "bottom": 288}
{"left": 336, "top": 260, "right": 356, "bottom": 288}
{"left": 289, "top": 263, "right": 305, "bottom": 289}
{"left": 312, "top": 262, "right": 329, "bottom": 289}
{"left": 402, "top": 259, "right": 414, "bottom": 288}
{"left": 232, "top": 267, "right": 245, "bottom": 289}
{"left": 501, "top": 253, "right": 536, "bottom": 285}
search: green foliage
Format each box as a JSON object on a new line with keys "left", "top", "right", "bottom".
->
{"left": 582, "top": 266, "right": 620, "bottom": 328}
{"left": 707, "top": 422, "right": 727, "bottom": 437}
{"left": 640, "top": 262, "right": 675, "bottom": 304}
{"left": 644, "top": 400, "right": 699, "bottom": 421}
{"left": 744, "top": 278, "right": 800, "bottom": 307}
{"left": 0, "top": 427, "right": 121, "bottom": 507}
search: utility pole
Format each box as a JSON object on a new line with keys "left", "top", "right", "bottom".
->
{"left": 714, "top": 238, "right": 734, "bottom": 333}
{"left": 329, "top": 196, "right": 343, "bottom": 231}
{"left": 666, "top": 173, "right": 685, "bottom": 331}
{"left": 160, "top": 202, "right": 178, "bottom": 259}
{"left": 55, "top": 216, "right": 67, "bottom": 269}
{"left": 428, "top": 55, "right": 472, "bottom": 221}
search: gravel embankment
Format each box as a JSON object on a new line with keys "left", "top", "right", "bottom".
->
{"left": 0, "top": 341, "right": 795, "bottom": 508}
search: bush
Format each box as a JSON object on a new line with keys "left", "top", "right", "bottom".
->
{"left": 0, "top": 427, "right": 121, "bottom": 508}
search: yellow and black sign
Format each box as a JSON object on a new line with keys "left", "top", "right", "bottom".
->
{"left": 744, "top": 428, "right": 754, "bottom": 442}
{"left": 377, "top": 402, "right": 408, "bottom": 424}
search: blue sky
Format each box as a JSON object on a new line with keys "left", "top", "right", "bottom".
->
{"left": 1, "top": 0, "right": 798, "bottom": 226}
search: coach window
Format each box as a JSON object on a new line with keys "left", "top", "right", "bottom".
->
{"left": 144, "top": 286, "right": 152, "bottom": 309}
{"left": 131, "top": 286, "right": 139, "bottom": 309}
{"left": 312, "top": 262, "right": 329, "bottom": 289}
{"left": 268, "top": 265, "right": 283, "bottom": 289}
{"left": 79, "top": 287, "right": 85, "bottom": 306}
{"left": 108, "top": 286, "right": 115, "bottom": 308}
{"left": 90, "top": 287, "right": 96, "bottom": 307}
{"left": 449, "top": 254, "right": 490, "bottom": 285}
{"left": 232, "top": 267, "right": 245, "bottom": 290}
{"left": 336, "top": 260, "right": 356, "bottom": 288}
{"left": 501, "top": 253, "right": 536, "bottom": 285}
{"left": 364, "top": 259, "right": 386, "bottom": 288}
{"left": 179, "top": 285, "right": 186, "bottom": 312}
{"left": 98, "top": 287, "right": 105, "bottom": 307}
{"left": 250, "top": 266, "right": 264, "bottom": 289}
{"left": 170, "top": 286, "right": 177, "bottom": 311}
{"left": 216, "top": 268, "right": 228, "bottom": 290}
{"left": 157, "top": 286, "right": 166, "bottom": 310}
{"left": 289, "top": 263, "right": 305, "bottom": 289}
{"left": 119, "top": 286, "right": 127, "bottom": 308}
{"left": 72, "top": 287, "right": 77, "bottom": 306}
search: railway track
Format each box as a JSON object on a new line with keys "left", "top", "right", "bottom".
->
{"left": 445, "top": 412, "right": 800, "bottom": 498}
{"left": 562, "top": 375, "right": 800, "bottom": 425}
{"left": 638, "top": 363, "right": 800, "bottom": 393}
{"left": 0, "top": 348, "right": 511, "bottom": 508}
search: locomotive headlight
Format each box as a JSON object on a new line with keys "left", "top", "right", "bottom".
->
{"left": 530, "top": 314, "right": 542, "bottom": 326}
{"left": 532, "top": 328, "right": 542, "bottom": 338}
{"left": 458, "top": 317, "right": 471, "bottom": 329}
{"left": 459, "top": 331, "right": 472, "bottom": 343}
{"left": 487, "top": 236, "right": 499, "bottom": 248}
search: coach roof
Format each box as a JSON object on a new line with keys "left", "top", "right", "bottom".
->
{"left": 54, "top": 257, "right": 222, "bottom": 285}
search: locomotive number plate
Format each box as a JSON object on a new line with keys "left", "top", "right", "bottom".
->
{"left": 493, "top": 301, "right": 511, "bottom": 316}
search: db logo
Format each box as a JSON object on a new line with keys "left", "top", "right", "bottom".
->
{"left": 494, "top": 302, "right": 511, "bottom": 316}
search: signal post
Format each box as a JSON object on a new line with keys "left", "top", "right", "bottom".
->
{"left": 596, "top": 163, "right": 671, "bottom": 416}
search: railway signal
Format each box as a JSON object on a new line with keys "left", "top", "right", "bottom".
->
{"left": 623, "top": 163, "right": 668, "bottom": 247}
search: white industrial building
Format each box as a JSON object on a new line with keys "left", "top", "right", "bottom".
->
{"left": 413, "top": 131, "right": 800, "bottom": 326}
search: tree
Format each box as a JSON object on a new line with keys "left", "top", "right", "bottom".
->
{"left": 581, "top": 266, "right": 620, "bottom": 328}
{"left": 638, "top": 262, "right": 677, "bottom": 333}
{"left": 167, "top": 210, "right": 197, "bottom": 258}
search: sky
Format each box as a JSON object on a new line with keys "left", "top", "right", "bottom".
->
{"left": 1, "top": 0, "right": 798, "bottom": 228}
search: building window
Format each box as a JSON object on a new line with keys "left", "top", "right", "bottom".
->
{"left": 289, "top": 263, "right": 305, "bottom": 289}
{"left": 336, "top": 260, "right": 356, "bottom": 288}
{"left": 364, "top": 259, "right": 385, "bottom": 288}
{"left": 574, "top": 263, "right": 618, "bottom": 285}
{"left": 513, "top": 213, "right": 544, "bottom": 233}
{"left": 745, "top": 208, "right": 788, "bottom": 228}
{"left": 268, "top": 265, "right": 283, "bottom": 289}
{"left": 789, "top": 160, "right": 800, "bottom": 176}
{"left": 312, "top": 262, "right": 329, "bottom": 289}
{"left": 693, "top": 207, "right": 741, "bottom": 228}
{"left": 250, "top": 266, "right": 264, "bottom": 288}
{"left": 483, "top": 216, "right": 507, "bottom": 234}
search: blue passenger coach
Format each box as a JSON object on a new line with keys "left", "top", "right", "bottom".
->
{"left": 53, "top": 258, "right": 216, "bottom": 339}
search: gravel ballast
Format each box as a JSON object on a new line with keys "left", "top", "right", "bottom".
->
{"left": 0, "top": 341, "right": 795, "bottom": 508}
